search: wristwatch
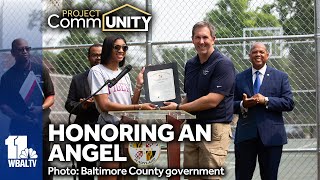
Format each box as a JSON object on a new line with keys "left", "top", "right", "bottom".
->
{"left": 264, "top": 97, "right": 269, "bottom": 106}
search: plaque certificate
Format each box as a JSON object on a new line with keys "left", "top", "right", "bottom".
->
{"left": 143, "top": 62, "right": 181, "bottom": 106}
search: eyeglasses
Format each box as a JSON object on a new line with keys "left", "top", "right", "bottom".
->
{"left": 113, "top": 45, "right": 128, "bottom": 52}
{"left": 90, "top": 53, "right": 101, "bottom": 58}
{"left": 15, "top": 46, "right": 31, "bottom": 53}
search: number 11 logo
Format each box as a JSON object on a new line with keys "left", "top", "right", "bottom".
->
{"left": 5, "top": 136, "right": 38, "bottom": 168}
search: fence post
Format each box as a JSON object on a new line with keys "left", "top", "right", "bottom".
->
{"left": 146, "top": 0, "right": 152, "bottom": 65}
{"left": 0, "top": 0, "right": 3, "bottom": 49}
{"left": 315, "top": 0, "right": 320, "bottom": 179}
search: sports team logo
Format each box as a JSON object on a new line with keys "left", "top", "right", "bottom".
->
{"left": 128, "top": 140, "right": 161, "bottom": 165}
{"left": 5, "top": 136, "right": 38, "bottom": 168}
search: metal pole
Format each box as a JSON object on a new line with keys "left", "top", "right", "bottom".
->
{"left": 315, "top": 0, "right": 320, "bottom": 179}
{"left": 0, "top": 35, "right": 315, "bottom": 52}
{"left": 146, "top": 0, "right": 152, "bottom": 65}
{"left": 0, "top": 0, "right": 4, "bottom": 49}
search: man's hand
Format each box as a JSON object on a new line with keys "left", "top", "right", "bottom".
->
{"left": 80, "top": 98, "right": 94, "bottom": 110}
{"left": 29, "top": 106, "right": 42, "bottom": 118}
{"left": 160, "top": 102, "right": 178, "bottom": 110}
{"left": 17, "top": 115, "right": 39, "bottom": 125}
{"left": 242, "top": 93, "right": 257, "bottom": 108}
{"left": 252, "top": 93, "right": 266, "bottom": 105}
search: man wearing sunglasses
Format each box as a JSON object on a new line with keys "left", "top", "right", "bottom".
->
{"left": 0, "top": 38, "right": 55, "bottom": 180}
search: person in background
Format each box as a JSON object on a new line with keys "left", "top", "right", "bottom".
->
{"left": 161, "top": 21, "right": 235, "bottom": 180}
{"left": 88, "top": 35, "right": 156, "bottom": 180}
{"left": 0, "top": 38, "right": 55, "bottom": 180}
{"left": 65, "top": 43, "right": 102, "bottom": 180}
{"left": 233, "top": 42, "right": 294, "bottom": 180}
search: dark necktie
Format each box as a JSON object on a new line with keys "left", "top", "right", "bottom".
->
{"left": 253, "top": 71, "right": 261, "bottom": 94}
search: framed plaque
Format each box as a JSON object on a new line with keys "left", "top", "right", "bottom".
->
{"left": 143, "top": 62, "right": 181, "bottom": 107}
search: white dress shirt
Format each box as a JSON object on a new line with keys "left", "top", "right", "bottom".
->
{"left": 240, "top": 64, "right": 268, "bottom": 112}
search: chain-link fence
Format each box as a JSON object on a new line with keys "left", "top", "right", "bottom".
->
{"left": 0, "top": 0, "right": 318, "bottom": 179}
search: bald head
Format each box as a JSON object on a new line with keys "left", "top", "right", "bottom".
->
{"left": 11, "top": 38, "right": 28, "bottom": 50}
{"left": 11, "top": 38, "right": 31, "bottom": 64}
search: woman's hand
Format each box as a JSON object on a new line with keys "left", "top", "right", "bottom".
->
{"left": 136, "top": 66, "right": 145, "bottom": 86}
{"left": 140, "top": 103, "right": 157, "bottom": 110}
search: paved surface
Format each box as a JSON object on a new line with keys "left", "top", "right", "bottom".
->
{"left": 53, "top": 139, "right": 317, "bottom": 180}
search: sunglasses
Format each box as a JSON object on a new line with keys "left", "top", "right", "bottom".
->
{"left": 15, "top": 46, "right": 31, "bottom": 53}
{"left": 113, "top": 45, "right": 128, "bottom": 52}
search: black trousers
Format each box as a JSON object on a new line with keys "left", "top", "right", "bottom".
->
{"left": 235, "top": 137, "right": 283, "bottom": 180}
{"left": 43, "top": 120, "right": 52, "bottom": 180}
{"left": 43, "top": 110, "right": 53, "bottom": 180}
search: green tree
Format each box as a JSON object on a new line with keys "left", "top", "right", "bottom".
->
{"left": 205, "top": 0, "right": 280, "bottom": 38}
{"left": 204, "top": 0, "right": 281, "bottom": 71}
{"left": 38, "top": 0, "right": 144, "bottom": 75}
{"left": 262, "top": 0, "right": 315, "bottom": 124}
{"left": 262, "top": 0, "right": 315, "bottom": 88}
{"left": 262, "top": 0, "right": 314, "bottom": 35}
{"left": 161, "top": 0, "right": 281, "bottom": 72}
{"left": 49, "top": 0, "right": 102, "bottom": 75}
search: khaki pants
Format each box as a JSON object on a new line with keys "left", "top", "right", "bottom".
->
{"left": 184, "top": 123, "right": 232, "bottom": 180}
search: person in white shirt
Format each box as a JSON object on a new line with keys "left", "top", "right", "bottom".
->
{"left": 88, "top": 35, "right": 156, "bottom": 180}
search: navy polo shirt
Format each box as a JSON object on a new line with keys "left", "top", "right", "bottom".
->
{"left": 0, "top": 61, "right": 54, "bottom": 128}
{"left": 184, "top": 49, "right": 235, "bottom": 124}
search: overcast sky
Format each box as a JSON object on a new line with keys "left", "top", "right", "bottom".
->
{"left": 0, "top": 0, "right": 42, "bottom": 49}
{"left": 0, "top": 0, "right": 217, "bottom": 49}
{"left": 0, "top": 0, "right": 270, "bottom": 49}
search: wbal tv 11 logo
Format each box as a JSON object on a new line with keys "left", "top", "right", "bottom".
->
{"left": 5, "top": 136, "right": 38, "bottom": 168}
{"left": 48, "top": 4, "right": 152, "bottom": 31}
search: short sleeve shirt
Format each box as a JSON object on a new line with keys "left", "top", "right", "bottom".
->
{"left": 88, "top": 64, "right": 133, "bottom": 125}
{"left": 0, "top": 61, "right": 55, "bottom": 122}
{"left": 184, "top": 50, "right": 235, "bottom": 124}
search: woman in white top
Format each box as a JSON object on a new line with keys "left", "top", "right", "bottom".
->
{"left": 88, "top": 35, "right": 156, "bottom": 180}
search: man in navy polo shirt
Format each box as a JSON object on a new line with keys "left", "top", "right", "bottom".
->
{"left": 161, "top": 21, "right": 235, "bottom": 179}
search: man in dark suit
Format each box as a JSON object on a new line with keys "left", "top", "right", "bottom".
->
{"left": 234, "top": 42, "right": 294, "bottom": 180}
{"left": 65, "top": 44, "right": 102, "bottom": 180}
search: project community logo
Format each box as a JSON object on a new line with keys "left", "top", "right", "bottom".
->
{"left": 47, "top": 4, "right": 152, "bottom": 31}
{"left": 5, "top": 136, "right": 38, "bottom": 168}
